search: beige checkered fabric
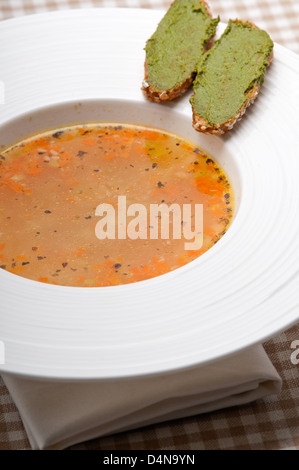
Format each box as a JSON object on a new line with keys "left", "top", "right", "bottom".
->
{"left": 0, "top": 0, "right": 298, "bottom": 53}
{"left": 0, "top": 0, "right": 299, "bottom": 451}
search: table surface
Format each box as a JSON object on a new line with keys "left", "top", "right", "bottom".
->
{"left": 0, "top": 0, "right": 299, "bottom": 451}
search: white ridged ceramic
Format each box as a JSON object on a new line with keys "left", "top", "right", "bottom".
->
{"left": 0, "top": 9, "right": 299, "bottom": 380}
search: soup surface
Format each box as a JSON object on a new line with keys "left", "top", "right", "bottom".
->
{"left": 0, "top": 123, "right": 233, "bottom": 286}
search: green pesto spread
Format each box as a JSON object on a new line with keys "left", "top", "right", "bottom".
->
{"left": 190, "top": 20, "right": 274, "bottom": 124}
{"left": 145, "top": 0, "right": 219, "bottom": 92}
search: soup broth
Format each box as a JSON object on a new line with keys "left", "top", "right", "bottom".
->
{"left": 0, "top": 123, "right": 233, "bottom": 286}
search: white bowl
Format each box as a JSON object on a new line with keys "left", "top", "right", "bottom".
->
{"left": 0, "top": 8, "right": 299, "bottom": 380}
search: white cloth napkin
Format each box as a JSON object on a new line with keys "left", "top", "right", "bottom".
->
{"left": 2, "top": 344, "right": 281, "bottom": 450}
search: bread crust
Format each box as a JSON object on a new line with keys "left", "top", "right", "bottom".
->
{"left": 192, "top": 20, "right": 274, "bottom": 135}
{"left": 142, "top": 0, "right": 214, "bottom": 103}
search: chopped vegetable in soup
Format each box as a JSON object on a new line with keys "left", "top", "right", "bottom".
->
{"left": 0, "top": 123, "right": 233, "bottom": 287}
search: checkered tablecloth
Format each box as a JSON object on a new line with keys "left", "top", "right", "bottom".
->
{"left": 0, "top": 0, "right": 299, "bottom": 451}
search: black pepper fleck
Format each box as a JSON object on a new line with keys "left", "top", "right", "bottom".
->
{"left": 52, "top": 131, "right": 64, "bottom": 139}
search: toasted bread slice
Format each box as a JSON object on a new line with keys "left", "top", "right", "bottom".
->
{"left": 142, "top": 0, "right": 219, "bottom": 103}
{"left": 190, "top": 20, "right": 274, "bottom": 135}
